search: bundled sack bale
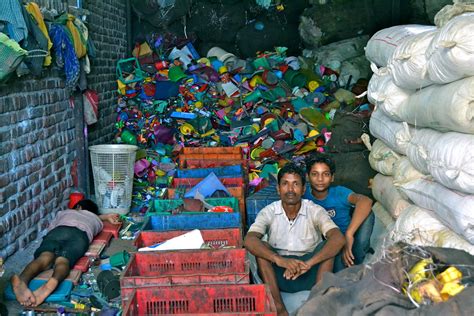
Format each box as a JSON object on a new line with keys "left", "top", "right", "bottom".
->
{"left": 427, "top": 13, "right": 474, "bottom": 84}
{"left": 368, "top": 139, "right": 401, "bottom": 176}
{"left": 331, "top": 151, "right": 377, "bottom": 198}
{"left": 392, "top": 205, "right": 474, "bottom": 255}
{"left": 325, "top": 111, "right": 371, "bottom": 153}
{"left": 400, "top": 178, "right": 474, "bottom": 243}
{"left": 369, "top": 109, "right": 413, "bottom": 155}
{"left": 297, "top": 242, "right": 474, "bottom": 316}
{"left": 372, "top": 201, "right": 396, "bottom": 227}
{"left": 406, "top": 128, "right": 474, "bottom": 193}
{"left": 372, "top": 174, "right": 411, "bottom": 218}
{"left": 434, "top": 2, "right": 474, "bottom": 27}
{"left": 367, "top": 65, "right": 414, "bottom": 119}
{"left": 392, "top": 156, "right": 426, "bottom": 186}
{"left": 388, "top": 29, "right": 437, "bottom": 89}
{"left": 393, "top": 76, "right": 474, "bottom": 134}
{"left": 365, "top": 25, "right": 436, "bottom": 67}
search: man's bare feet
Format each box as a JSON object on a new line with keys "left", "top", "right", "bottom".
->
{"left": 11, "top": 274, "right": 35, "bottom": 306}
{"left": 32, "top": 278, "right": 58, "bottom": 306}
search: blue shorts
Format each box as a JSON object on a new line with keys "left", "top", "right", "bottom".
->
{"left": 273, "top": 241, "right": 326, "bottom": 293}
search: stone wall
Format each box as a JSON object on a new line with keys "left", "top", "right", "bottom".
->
{"left": 0, "top": 0, "right": 128, "bottom": 259}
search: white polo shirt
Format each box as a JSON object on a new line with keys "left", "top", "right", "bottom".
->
{"left": 248, "top": 199, "right": 338, "bottom": 256}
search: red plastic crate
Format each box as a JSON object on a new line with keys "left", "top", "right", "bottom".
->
{"left": 93, "top": 231, "right": 113, "bottom": 245}
{"left": 72, "top": 256, "right": 91, "bottom": 272}
{"left": 121, "top": 249, "right": 249, "bottom": 295}
{"left": 182, "top": 147, "right": 243, "bottom": 156}
{"left": 102, "top": 222, "right": 122, "bottom": 238}
{"left": 122, "top": 284, "right": 276, "bottom": 315}
{"left": 171, "top": 177, "right": 244, "bottom": 188}
{"left": 134, "top": 228, "right": 242, "bottom": 249}
{"left": 181, "top": 159, "right": 248, "bottom": 169}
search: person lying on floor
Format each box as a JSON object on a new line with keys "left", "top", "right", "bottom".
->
{"left": 304, "top": 153, "right": 374, "bottom": 272}
{"left": 244, "top": 163, "right": 345, "bottom": 316}
{"left": 11, "top": 199, "right": 120, "bottom": 307}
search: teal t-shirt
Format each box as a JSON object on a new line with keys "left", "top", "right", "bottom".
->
{"left": 304, "top": 185, "right": 353, "bottom": 233}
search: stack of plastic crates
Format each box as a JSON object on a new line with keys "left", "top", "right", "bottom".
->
{"left": 174, "top": 147, "right": 248, "bottom": 228}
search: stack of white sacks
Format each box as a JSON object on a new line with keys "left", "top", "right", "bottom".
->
{"left": 365, "top": 12, "right": 474, "bottom": 257}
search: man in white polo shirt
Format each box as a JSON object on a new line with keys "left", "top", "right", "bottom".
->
{"left": 244, "top": 163, "right": 345, "bottom": 316}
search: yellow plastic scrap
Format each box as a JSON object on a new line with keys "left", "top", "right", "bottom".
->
{"left": 408, "top": 258, "right": 433, "bottom": 283}
{"left": 441, "top": 282, "right": 465, "bottom": 300}
{"left": 417, "top": 280, "right": 443, "bottom": 303}
{"left": 437, "top": 266, "right": 462, "bottom": 284}
{"left": 117, "top": 80, "right": 127, "bottom": 95}
{"left": 438, "top": 267, "right": 465, "bottom": 301}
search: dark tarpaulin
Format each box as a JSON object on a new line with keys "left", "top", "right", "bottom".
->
{"left": 297, "top": 243, "right": 474, "bottom": 316}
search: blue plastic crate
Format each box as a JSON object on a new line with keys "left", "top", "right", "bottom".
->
{"left": 246, "top": 185, "right": 279, "bottom": 229}
{"left": 142, "top": 212, "right": 242, "bottom": 231}
{"left": 4, "top": 279, "right": 73, "bottom": 302}
{"left": 176, "top": 165, "right": 243, "bottom": 178}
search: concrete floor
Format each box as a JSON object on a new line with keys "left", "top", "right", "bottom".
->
{"left": 1, "top": 233, "right": 316, "bottom": 315}
{"left": 0, "top": 236, "right": 135, "bottom": 315}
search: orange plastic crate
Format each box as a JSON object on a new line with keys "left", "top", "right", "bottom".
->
{"left": 182, "top": 147, "right": 243, "bottom": 156}
{"left": 121, "top": 249, "right": 249, "bottom": 295}
{"left": 180, "top": 158, "right": 248, "bottom": 169}
{"left": 134, "top": 228, "right": 243, "bottom": 249}
{"left": 122, "top": 284, "right": 277, "bottom": 315}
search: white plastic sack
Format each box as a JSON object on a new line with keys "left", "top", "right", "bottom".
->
{"left": 372, "top": 202, "right": 396, "bottom": 227}
{"left": 388, "top": 29, "right": 436, "bottom": 89}
{"left": 368, "top": 202, "right": 396, "bottom": 263}
{"left": 392, "top": 157, "right": 426, "bottom": 186}
{"left": 393, "top": 76, "right": 474, "bottom": 134}
{"left": 366, "top": 25, "right": 436, "bottom": 67}
{"left": 369, "top": 109, "right": 413, "bottom": 155}
{"left": 406, "top": 128, "right": 474, "bottom": 193}
{"left": 392, "top": 205, "right": 474, "bottom": 255}
{"left": 372, "top": 174, "right": 411, "bottom": 218}
{"left": 427, "top": 13, "right": 474, "bottom": 84}
{"left": 367, "top": 65, "right": 413, "bottom": 119}
{"left": 400, "top": 178, "right": 474, "bottom": 243}
{"left": 368, "top": 139, "right": 401, "bottom": 175}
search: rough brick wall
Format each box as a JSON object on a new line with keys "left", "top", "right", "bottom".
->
{"left": 87, "top": 0, "right": 128, "bottom": 145}
{"left": 0, "top": 0, "right": 128, "bottom": 259}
